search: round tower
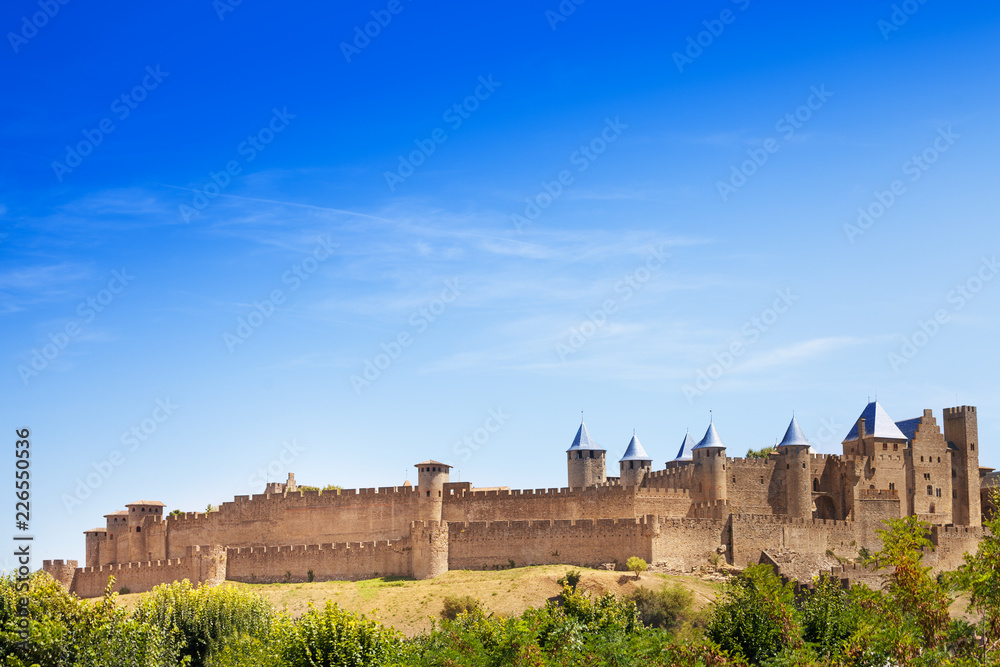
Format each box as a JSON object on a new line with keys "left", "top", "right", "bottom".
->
{"left": 777, "top": 416, "right": 813, "bottom": 520}
{"left": 566, "top": 419, "right": 607, "bottom": 488}
{"left": 619, "top": 432, "right": 652, "bottom": 487}
{"left": 414, "top": 460, "right": 451, "bottom": 523}
{"left": 692, "top": 421, "right": 727, "bottom": 502}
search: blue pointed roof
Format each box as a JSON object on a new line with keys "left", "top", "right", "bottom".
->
{"left": 691, "top": 422, "right": 726, "bottom": 450}
{"left": 894, "top": 418, "right": 921, "bottom": 442}
{"left": 843, "top": 401, "right": 908, "bottom": 441}
{"left": 567, "top": 420, "right": 604, "bottom": 452}
{"left": 672, "top": 430, "right": 695, "bottom": 462}
{"left": 777, "top": 416, "right": 810, "bottom": 448}
{"left": 620, "top": 433, "right": 652, "bottom": 462}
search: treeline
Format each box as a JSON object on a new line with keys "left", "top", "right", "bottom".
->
{"left": 4, "top": 512, "right": 1000, "bottom": 666}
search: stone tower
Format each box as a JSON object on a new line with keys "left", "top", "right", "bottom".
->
{"left": 414, "top": 460, "right": 451, "bottom": 523}
{"left": 692, "top": 421, "right": 727, "bottom": 502}
{"left": 566, "top": 419, "right": 606, "bottom": 488}
{"left": 619, "top": 432, "right": 652, "bottom": 487}
{"left": 944, "top": 406, "right": 981, "bottom": 527}
{"left": 777, "top": 416, "right": 812, "bottom": 520}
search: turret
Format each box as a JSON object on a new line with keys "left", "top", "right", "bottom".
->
{"left": 619, "top": 432, "right": 652, "bottom": 487}
{"left": 667, "top": 430, "right": 695, "bottom": 468}
{"left": 777, "top": 416, "right": 812, "bottom": 520}
{"left": 566, "top": 419, "right": 607, "bottom": 488}
{"left": 83, "top": 528, "right": 106, "bottom": 568}
{"left": 414, "top": 460, "right": 451, "bottom": 523}
{"left": 692, "top": 421, "right": 727, "bottom": 502}
{"left": 944, "top": 405, "right": 980, "bottom": 526}
{"left": 125, "top": 500, "right": 165, "bottom": 562}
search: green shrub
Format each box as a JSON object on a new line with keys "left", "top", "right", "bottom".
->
{"left": 0, "top": 573, "right": 180, "bottom": 667}
{"left": 440, "top": 594, "right": 480, "bottom": 620}
{"left": 626, "top": 556, "right": 647, "bottom": 578}
{"left": 556, "top": 569, "right": 582, "bottom": 590}
{"left": 274, "top": 602, "right": 404, "bottom": 666}
{"left": 707, "top": 563, "right": 800, "bottom": 664}
{"left": 132, "top": 579, "right": 273, "bottom": 667}
{"left": 628, "top": 584, "right": 696, "bottom": 631}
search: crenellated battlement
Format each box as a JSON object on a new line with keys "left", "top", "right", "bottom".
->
{"left": 729, "top": 456, "right": 778, "bottom": 468}
{"left": 858, "top": 489, "right": 898, "bottom": 501}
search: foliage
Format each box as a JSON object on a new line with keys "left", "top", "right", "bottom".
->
{"left": 132, "top": 580, "right": 274, "bottom": 667}
{"left": 0, "top": 573, "right": 181, "bottom": 667}
{"left": 556, "top": 569, "right": 582, "bottom": 591}
{"left": 952, "top": 489, "right": 1000, "bottom": 660}
{"left": 627, "top": 584, "right": 699, "bottom": 631}
{"left": 799, "top": 575, "right": 862, "bottom": 659}
{"left": 708, "top": 563, "right": 800, "bottom": 664}
{"left": 746, "top": 446, "right": 777, "bottom": 459}
{"left": 626, "top": 556, "right": 647, "bottom": 579}
{"left": 440, "top": 594, "right": 480, "bottom": 620}
{"left": 872, "top": 515, "right": 951, "bottom": 650}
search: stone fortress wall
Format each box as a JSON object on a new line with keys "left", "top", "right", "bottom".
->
{"left": 45, "top": 404, "right": 988, "bottom": 597}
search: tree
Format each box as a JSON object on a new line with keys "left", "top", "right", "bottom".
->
{"left": 870, "top": 515, "right": 951, "bottom": 652}
{"left": 746, "top": 445, "right": 776, "bottom": 459}
{"left": 956, "top": 488, "right": 1000, "bottom": 657}
{"left": 707, "top": 563, "right": 801, "bottom": 664}
{"left": 626, "top": 557, "right": 648, "bottom": 579}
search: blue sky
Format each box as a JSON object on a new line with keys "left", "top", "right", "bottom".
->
{"left": 2, "top": 0, "right": 999, "bottom": 565}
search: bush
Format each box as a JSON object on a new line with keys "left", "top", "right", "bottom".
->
{"left": 707, "top": 563, "right": 800, "bottom": 664}
{"left": 0, "top": 573, "right": 181, "bottom": 667}
{"left": 626, "top": 556, "right": 647, "bottom": 579}
{"left": 628, "top": 584, "right": 696, "bottom": 631}
{"left": 132, "top": 579, "right": 273, "bottom": 667}
{"left": 440, "top": 594, "right": 480, "bottom": 620}
{"left": 557, "top": 569, "right": 582, "bottom": 590}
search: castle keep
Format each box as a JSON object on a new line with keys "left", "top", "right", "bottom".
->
{"left": 45, "top": 402, "right": 990, "bottom": 596}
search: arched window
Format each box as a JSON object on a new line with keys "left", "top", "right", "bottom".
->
{"left": 927, "top": 485, "right": 933, "bottom": 495}
{"left": 813, "top": 479, "right": 819, "bottom": 491}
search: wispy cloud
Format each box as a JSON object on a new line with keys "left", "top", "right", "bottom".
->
{"left": 738, "top": 336, "right": 871, "bottom": 373}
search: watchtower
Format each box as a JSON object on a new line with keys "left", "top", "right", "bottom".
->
{"left": 414, "top": 460, "right": 451, "bottom": 522}
{"left": 566, "top": 419, "right": 606, "bottom": 488}
{"left": 944, "top": 405, "right": 980, "bottom": 527}
{"left": 619, "top": 432, "right": 652, "bottom": 487}
{"left": 777, "top": 416, "right": 812, "bottom": 520}
{"left": 692, "top": 421, "right": 727, "bottom": 502}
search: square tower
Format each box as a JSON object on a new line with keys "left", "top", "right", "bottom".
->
{"left": 944, "top": 405, "right": 980, "bottom": 527}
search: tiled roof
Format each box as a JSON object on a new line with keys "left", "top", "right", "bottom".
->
{"left": 414, "top": 460, "right": 452, "bottom": 469}
{"left": 843, "top": 402, "right": 908, "bottom": 441}
{"left": 692, "top": 422, "right": 726, "bottom": 450}
{"left": 672, "top": 431, "right": 695, "bottom": 461}
{"left": 567, "top": 420, "right": 604, "bottom": 452}
{"left": 894, "top": 418, "right": 921, "bottom": 442}
{"left": 619, "top": 433, "right": 652, "bottom": 462}
{"left": 777, "top": 416, "right": 810, "bottom": 448}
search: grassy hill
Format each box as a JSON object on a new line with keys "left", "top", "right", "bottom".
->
{"left": 116, "top": 565, "right": 722, "bottom": 636}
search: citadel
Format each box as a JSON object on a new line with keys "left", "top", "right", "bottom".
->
{"left": 45, "top": 401, "right": 991, "bottom": 597}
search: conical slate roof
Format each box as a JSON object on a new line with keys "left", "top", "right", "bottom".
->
{"left": 843, "top": 401, "right": 908, "bottom": 441}
{"left": 691, "top": 422, "right": 726, "bottom": 450}
{"left": 567, "top": 420, "right": 604, "bottom": 452}
{"left": 672, "top": 430, "right": 695, "bottom": 462}
{"left": 620, "top": 433, "right": 652, "bottom": 462}
{"left": 777, "top": 416, "right": 810, "bottom": 448}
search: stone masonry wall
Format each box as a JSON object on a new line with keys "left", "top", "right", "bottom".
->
{"left": 447, "top": 517, "right": 653, "bottom": 570}
{"left": 165, "top": 487, "right": 420, "bottom": 558}
{"left": 67, "top": 545, "right": 226, "bottom": 598}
